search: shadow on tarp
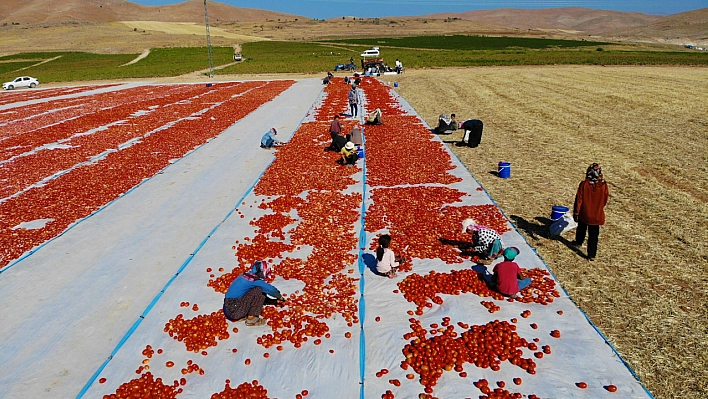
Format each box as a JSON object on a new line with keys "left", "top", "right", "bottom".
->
{"left": 510, "top": 214, "right": 587, "bottom": 259}
{"left": 471, "top": 264, "right": 494, "bottom": 284}
{"left": 438, "top": 237, "right": 476, "bottom": 258}
{"left": 362, "top": 253, "right": 387, "bottom": 277}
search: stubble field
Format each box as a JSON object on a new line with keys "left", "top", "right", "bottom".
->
{"left": 395, "top": 66, "right": 707, "bottom": 399}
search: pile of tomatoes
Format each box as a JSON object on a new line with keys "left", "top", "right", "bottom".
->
{"left": 473, "top": 379, "right": 527, "bottom": 399}
{"left": 253, "top": 122, "right": 358, "bottom": 196}
{"left": 0, "top": 83, "right": 117, "bottom": 107}
{"left": 398, "top": 267, "right": 559, "bottom": 314}
{"left": 361, "top": 79, "right": 461, "bottom": 188}
{"left": 101, "top": 372, "right": 181, "bottom": 399}
{"left": 401, "top": 318, "right": 538, "bottom": 394}
{"left": 164, "top": 310, "right": 230, "bottom": 352}
{"left": 0, "top": 81, "right": 295, "bottom": 268}
{"left": 1, "top": 84, "right": 175, "bottom": 141}
{"left": 398, "top": 269, "right": 501, "bottom": 313}
{"left": 365, "top": 186, "right": 510, "bottom": 263}
{"left": 210, "top": 380, "right": 271, "bottom": 399}
{"left": 313, "top": 80, "right": 356, "bottom": 121}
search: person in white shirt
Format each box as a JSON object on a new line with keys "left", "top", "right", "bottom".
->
{"left": 376, "top": 234, "right": 406, "bottom": 278}
{"left": 395, "top": 59, "right": 403, "bottom": 74}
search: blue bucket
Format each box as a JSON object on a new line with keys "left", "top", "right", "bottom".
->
{"left": 551, "top": 205, "right": 569, "bottom": 221}
{"left": 356, "top": 147, "right": 364, "bottom": 159}
{"left": 393, "top": 82, "right": 399, "bottom": 88}
{"left": 498, "top": 162, "right": 511, "bottom": 178}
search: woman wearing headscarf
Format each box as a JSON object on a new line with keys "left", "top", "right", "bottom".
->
{"left": 462, "top": 218, "right": 504, "bottom": 265}
{"left": 572, "top": 163, "right": 609, "bottom": 261}
{"left": 223, "top": 260, "right": 282, "bottom": 326}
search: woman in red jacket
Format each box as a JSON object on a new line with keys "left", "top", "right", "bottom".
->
{"left": 572, "top": 163, "right": 609, "bottom": 261}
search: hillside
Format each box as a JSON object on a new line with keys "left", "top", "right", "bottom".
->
{"left": 422, "top": 7, "right": 661, "bottom": 34}
{"left": 607, "top": 8, "right": 708, "bottom": 46}
{"left": 0, "top": 1, "right": 706, "bottom": 53}
{"left": 0, "top": 0, "right": 304, "bottom": 24}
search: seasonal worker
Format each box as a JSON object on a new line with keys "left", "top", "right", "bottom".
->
{"left": 572, "top": 163, "right": 609, "bottom": 261}
{"left": 340, "top": 141, "right": 359, "bottom": 166}
{"left": 492, "top": 247, "right": 531, "bottom": 298}
{"left": 223, "top": 260, "right": 283, "bottom": 326}
{"left": 462, "top": 218, "right": 503, "bottom": 265}
{"left": 376, "top": 234, "right": 406, "bottom": 278}
{"left": 348, "top": 84, "right": 359, "bottom": 117}
{"left": 260, "top": 128, "right": 281, "bottom": 149}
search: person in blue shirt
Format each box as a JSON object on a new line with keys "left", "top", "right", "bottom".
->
{"left": 223, "top": 260, "right": 283, "bottom": 326}
{"left": 260, "top": 128, "right": 281, "bottom": 149}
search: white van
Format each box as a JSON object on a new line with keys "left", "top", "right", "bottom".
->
{"left": 360, "top": 47, "right": 380, "bottom": 57}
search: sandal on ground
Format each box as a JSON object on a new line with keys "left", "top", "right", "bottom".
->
{"left": 245, "top": 317, "right": 266, "bottom": 326}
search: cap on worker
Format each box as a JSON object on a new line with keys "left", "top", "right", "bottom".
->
{"left": 461, "top": 218, "right": 477, "bottom": 233}
{"left": 345, "top": 141, "right": 355, "bottom": 150}
{"left": 503, "top": 247, "right": 520, "bottom": 261}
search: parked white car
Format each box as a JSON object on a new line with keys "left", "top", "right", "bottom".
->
{"left": 360, "top": 47, "right": 380, "bottom": 57}
{"left": 3, "top": 76, "right": 40, "bottom": 90}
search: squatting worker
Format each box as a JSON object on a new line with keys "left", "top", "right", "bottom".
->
{"left": 340, "top": 141, "right": 359, "bottom": 166}
{"left": 260, "top": 128, "right": 281, "bottom": 149}
{"left": 492, "top": 247, "right": 531, "bottom": 299}
{"left": 462, "top": 218, "right": 503, "bottom": 265}
{"left": 223, "top": 260, "right": 283, "bottom": 326}
{"left": 572, "top": 163, "right": 609, "bottom": 261}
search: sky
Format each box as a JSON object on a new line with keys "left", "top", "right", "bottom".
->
{"left": 132, "top": 0, "right": 705, "bottom": 19}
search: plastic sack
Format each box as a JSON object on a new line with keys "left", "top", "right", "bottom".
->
{"left": 550, "top": 212, "right": 577, "bottom": 236}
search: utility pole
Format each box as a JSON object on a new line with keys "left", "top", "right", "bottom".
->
{"left": 204, "top": 0, "right": 214, "bottom": 78}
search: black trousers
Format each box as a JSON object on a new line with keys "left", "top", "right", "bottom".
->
{"left": 575, "top": 221, "right": 600, "bottom": 258}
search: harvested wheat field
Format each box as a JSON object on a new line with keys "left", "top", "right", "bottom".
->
{"left": 395, "top": 66, "right": 707, "bottom": 399}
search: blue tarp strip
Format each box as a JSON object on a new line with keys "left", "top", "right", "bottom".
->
{"left": 358, "top": 114, "right": 368, "bottom": 399}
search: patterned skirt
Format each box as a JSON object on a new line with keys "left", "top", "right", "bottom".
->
{"left": 223, "top": 287, "right": 265, "bottom": 321}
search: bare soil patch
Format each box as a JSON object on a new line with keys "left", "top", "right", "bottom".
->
{"left": 394, "top": 66, "right": 707, "bottom": 399}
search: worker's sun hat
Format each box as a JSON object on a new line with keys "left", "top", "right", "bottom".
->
{"left": 345, "top": 141, "right": 355, "bottom": 150}
{"left": 503, "top": 247, "right": 520, "bottom": 261}
{"left": 461, "top": 218, "right": 477, "bottom": 233}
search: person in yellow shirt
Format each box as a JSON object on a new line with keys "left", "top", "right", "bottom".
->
{"left": 340, "top": 141, "right": 359, "bottom": 166}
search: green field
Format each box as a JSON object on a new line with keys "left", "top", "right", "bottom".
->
{"left": 0, "top": 61, "right": 36, "bottom": 75}
{"left": 0, "top": 47, "right": 232, "bottom": 84}
{"left": 218, "top": 41, "right": 708, "bottom": 75}
{"left": 323, "top": 34, "right": 610, "bottom": 50}
{"left": 0, "top": 36, "right": 706, "bottom": 84}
